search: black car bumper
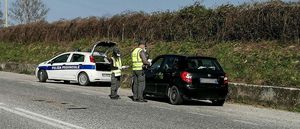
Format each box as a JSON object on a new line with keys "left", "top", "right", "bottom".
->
{"left": 181, "top": 86, "right": 228, "bottom": 100}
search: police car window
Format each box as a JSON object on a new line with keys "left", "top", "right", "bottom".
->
{"left": 151, "top": 58, "right": 164, "bottom": 70}
{"left": 71, "top": 54, "right": 85, "bottom": 62}
{"left": 52, "top": 54, "right": 70, "bottom": 63}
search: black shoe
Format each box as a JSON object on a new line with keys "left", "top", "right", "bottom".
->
{"left": 110, "top": 97, "right": 118, "bottom": 100}
{"left": 116, "top": 95, "right": 120, "bottom": 99}
{"left": 109, "top": 95, "right": 120, "bottom": 100}
{"left": 139, "top": 99, "right": 148, "bottom": 102}
{"left": 133, "top": 99, "right": 139, "bottom": 102}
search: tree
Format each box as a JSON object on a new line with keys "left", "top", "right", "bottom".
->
{"left": 0, "top": 1, "right": 3, "bottom": 27}
{"left": 9, "top": 0, "right": 49, "bottom": 24}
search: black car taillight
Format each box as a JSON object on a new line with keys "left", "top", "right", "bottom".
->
{"left": 181, "top": 71, "right": 192, "bottom": 83}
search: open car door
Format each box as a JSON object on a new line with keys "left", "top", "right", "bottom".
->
{"left": 90, "top": 41, "right": 117, "bottom": 71}
{"left": 91, "top": 41, "right": 117, "bottom": 56}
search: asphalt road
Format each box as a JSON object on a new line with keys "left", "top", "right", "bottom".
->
{"left": 0, "top": 71, "right": 300, "bottom": 129}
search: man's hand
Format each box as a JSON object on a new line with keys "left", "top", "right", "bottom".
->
{"left": 147, "top": 59, "right": 152, "bottom": 66}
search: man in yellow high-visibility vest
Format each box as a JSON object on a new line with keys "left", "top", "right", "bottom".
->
{"left": 131, "top": 40, "right": 150, "bottom": 102}
{"left": 109, "top": 47, "right": 122, "bottom": 99}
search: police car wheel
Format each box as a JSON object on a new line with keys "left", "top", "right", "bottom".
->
{"left": 168, "top": 86, "right": 183, "bottom": 105}
{"left": 78, "top": 72, "right": 90, "bottom": 86}
{"left": 38, "top": 70, "right": 48, "bottom": 82}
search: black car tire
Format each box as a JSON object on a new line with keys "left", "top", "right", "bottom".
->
{"left": 211, "top": 99, "right": 225, "bottom": 106}
{"left": 78, "top": 72, "right": 90, "bottom": 86}
{"left": 38, "top": 70, "right": 48, "bottom": 82}
{"left": 169, "top": 86, "right": 183, "bottom": 105}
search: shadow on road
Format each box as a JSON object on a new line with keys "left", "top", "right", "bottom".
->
{"left": 41, "top": 81, "right": 111, "bottom": 87}
{"left": 128, "top": 95, "right": 214, "bottom": 106}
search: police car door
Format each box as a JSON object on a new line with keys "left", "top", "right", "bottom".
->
{"left": 48, "top": 53, "right": 71, "bottom": 80}
{"left": 68, "top": 53, "right": 85, "bottom": 80}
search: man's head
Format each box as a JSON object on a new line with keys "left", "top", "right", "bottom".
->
{"left": 113, "top": 47, "right": 121, "bottom": 57}
{"left": 137, "top": 40, "right": 146, "bottom": 49}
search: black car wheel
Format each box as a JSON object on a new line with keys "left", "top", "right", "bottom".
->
{"left": 38, "top": 70, "right": 48, "bottom": 82}
{"left": 78, "top": 72, "right": 90, "bottom": 86}
{"left": 211, "top": 99, "right": 225, "bottom": 106}
{"left": 169, "top": 86, "right": 183, "bottom": 105}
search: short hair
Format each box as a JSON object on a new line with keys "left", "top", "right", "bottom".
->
{"left": 137, "top": 40, "right": 146, "bottom": 46}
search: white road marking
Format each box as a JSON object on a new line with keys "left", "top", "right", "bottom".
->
{"left": 233, "top": 119, "right": 260, "bottom": 126}
{"left": 0, "top": 103, "right": 4, "bottom": 105}
{"left": 15, "top": 108, "right": 85, "bottom": 129}
{"left": 0, "top": 104, "right": 85, "bottom": 129}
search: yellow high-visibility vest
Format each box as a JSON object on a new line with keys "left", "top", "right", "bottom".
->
{"left": 131, "top": 48, "right": 143, "bottom": 71}
{"left": 111, "top": 57, "right": 122, "bottom": 77}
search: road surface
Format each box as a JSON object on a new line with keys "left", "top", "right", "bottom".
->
{"left": 0, "top": 71, "right": 299, "bottom": 129}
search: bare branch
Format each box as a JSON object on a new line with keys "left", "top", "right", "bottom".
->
{"left": 9, "top": 0, "right": 49, "bottom": 24}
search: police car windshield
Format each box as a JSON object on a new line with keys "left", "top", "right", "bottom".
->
{"left": 187, "top": 58, "right": 221, "bottom": 71}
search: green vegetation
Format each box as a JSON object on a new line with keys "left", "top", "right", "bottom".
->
{"left": 0, "top": 1, "right": 298, "bottom": 43}
{"left": 1, "top": 40, "right": 299, "bottom": 87}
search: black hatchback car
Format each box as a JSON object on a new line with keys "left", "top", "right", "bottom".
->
{"left": 144, "top": 55, "right": 228, "bottom": 106}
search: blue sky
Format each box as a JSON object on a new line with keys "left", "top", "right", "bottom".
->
{"left": 42, "top": 0, "right": 250, "bottom": 22}
{"left": 2, "top": 0, "right": 297, "bottom": 22}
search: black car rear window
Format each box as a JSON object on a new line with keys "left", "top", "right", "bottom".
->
{"left": 187, "top": 58, "right": 222, "bottom": 71}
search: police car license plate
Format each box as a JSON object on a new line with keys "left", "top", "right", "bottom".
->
{"left": 200, "top": 78, "right": 218, "bottom": 84}
{"left": 102, "top": 74, "right": 111, "bottom": 77}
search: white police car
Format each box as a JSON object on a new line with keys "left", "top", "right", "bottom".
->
{"left": 36, "top": 41, "right": 116, "bottom": 86}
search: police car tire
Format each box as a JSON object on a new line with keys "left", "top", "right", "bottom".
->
{"left": 169, "top": 86, "right": 183, "bottom": 105}
{"left": 38, "top": 70, "right": 48, "bottom": 82}
{"left": 78, "top": 72, "right": 90, "bottom": 86}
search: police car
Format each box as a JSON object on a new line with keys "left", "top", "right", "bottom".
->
{"left": 36, "top": 41, "right": 116, "bottom": 86}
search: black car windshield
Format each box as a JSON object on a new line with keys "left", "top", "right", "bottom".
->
{"left": 187, "top": 58, "right": 221, "bottom": 71}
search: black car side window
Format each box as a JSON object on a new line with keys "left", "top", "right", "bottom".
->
{"left": 150, "top": 58, "right": 164, "bottom": 71}
{"left": 161, "top": 57, "right": 175, "bottom": 71}
{"left": 52, "top": 54, "right": 70, "bottom": 63}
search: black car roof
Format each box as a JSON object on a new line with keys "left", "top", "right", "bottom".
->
{"left": 160, "top": 54, "right": 217, "bottom": 60}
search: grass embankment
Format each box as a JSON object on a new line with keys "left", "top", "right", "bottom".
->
{"left": 0, "top": 40, "right": 299, "bottom": 87}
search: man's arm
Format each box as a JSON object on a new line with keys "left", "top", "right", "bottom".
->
{"left": 140, "top": 50, "right": 150, "bottom": 65}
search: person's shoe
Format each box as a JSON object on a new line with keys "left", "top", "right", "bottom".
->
{"left": 110, "top": 97, "right": 118, "bottom": 100}
{"left": 109, "top": 95, "right": 120, "bottom": 100}
{"left": 133, "top": 99, "right": 139, "bottom": 102}
{"left": 116, "top": 95, "right": 121, "bottom": 99}
{"left": 139, "top": 99, "right": 148, "bottom": 102}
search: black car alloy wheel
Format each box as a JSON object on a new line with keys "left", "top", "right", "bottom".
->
{"left": 169, "top": 86, "right": 183, "bottom": 105}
